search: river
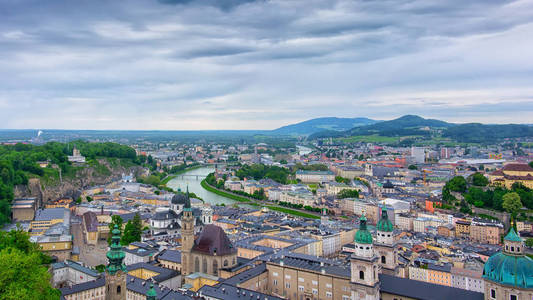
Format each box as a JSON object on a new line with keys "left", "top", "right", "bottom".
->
{"left": 166, "top": 166, "right": 246, "bottom": 207}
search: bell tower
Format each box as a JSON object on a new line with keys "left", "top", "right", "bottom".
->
{"left": 351, "top": 214, "right": 380, "bottom": 300}
{"left": 105, "top": 225, "right": 127, "bottom": 300}
{"left": 181, "top": 186, "right": 195, "bottom": 276}
{"left": 374, "top": 206, "right": 398, "bottom": 275}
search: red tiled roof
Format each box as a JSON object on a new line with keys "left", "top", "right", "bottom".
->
{"left": 503, "top": 163, "right": 533, "bottom": 172}
{"left": 490, "top": 170, "right": 504, "bottom": 176}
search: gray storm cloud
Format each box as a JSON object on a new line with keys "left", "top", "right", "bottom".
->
{"left": 0, "top": 0, "right": 532, "bottom": 129}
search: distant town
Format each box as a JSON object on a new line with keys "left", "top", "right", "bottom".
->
{"left": 1, "top": 116, "right": 533, "bottom": 300}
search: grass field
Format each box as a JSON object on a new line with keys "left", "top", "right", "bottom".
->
{"left": 265, "top": 206, "right": 320, "bottom": 219}
{"left": 336, "top": 135, "right": 399, "bottom": 143}
{"left": 200, "top": 179, "right": 251, "bottom": 203}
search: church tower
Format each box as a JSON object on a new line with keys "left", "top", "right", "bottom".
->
{"left": 181, "top": 186, "right": 195, "bottom": 276}
{"left": 106, "top": 225, "right": 127, "bottom": 300}
{"left": 351, "top": 214, "right": 380, "bottom": 300}
{"left": 374, "top": 206, "right": 398, "bottom": 275}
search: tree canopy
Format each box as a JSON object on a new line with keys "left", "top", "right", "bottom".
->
{"left": 502, "top": 192, "right": 522, "bottom": 216}
{"left": 0, "top": 229, "right": 59, "bottom": 300}
{"left": 121, "top": 213, "right": 143, "bottom": 246}
{"left": 337, "top": 189, "right": 360, "bottom": 199}
{"left": 235, "top": 164, "right": 291, "bottom": 184}
{"left": 470, "top": 172, "right": 488, "bottom": 186}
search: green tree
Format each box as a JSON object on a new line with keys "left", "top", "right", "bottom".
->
{"left": 471, "top": 172, "right": 489, "bottom": 186}
{"left": 0, "top": 229, "right": 59, "bottom": 300}
{"left": 526, "top": 238, "right": 533, "bottom": 248}
{"left": 446, "top": 176, "right": 467, "bottom": 193}
{"left": 502, "top": 192, "right": 522, "bottom": 217}
{"left": 108, "top": 215, "right": 123, "bottom": 245}
{"left": 122, "top": 213, "right": 142, "bottom": 245}
{"left": 408, "top": 165, "right": 418, "bottom": 170}
{"left": 529, "top": 161, "right": 533, "bottom": 168}
{"left": 335, "top": 176, "right": 351, "bottom": 184}
{"left": 337, "top": 189, "right": 359, "bottom": 199}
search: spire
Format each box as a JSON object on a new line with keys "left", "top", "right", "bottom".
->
{"left": 106, "top": 224, "right": 126, "bottom": 275}
{"left": 184, "top": 185, "right": 191, "bottom": 210}
{"left": 146, "top": 282, "right": 157, "bottom": 300}
{"left": 504, "top": 227, "right": 522, "bottom": 243}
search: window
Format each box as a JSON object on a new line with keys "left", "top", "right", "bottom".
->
{"left": 490, "top": 289, "right": 496, "bottom": 299}
{"left": 312, "top": 280, "right": 318, "bottom": 285}
{"left": 312, "top": 289, "right": 318, "bottom": 295}
{"left": 359, "top": 271, "right": 365, "bottom": 280}
{"left": 116, "top": 285, "right": 121, "bottom": 294}
{"left": 274, "top": 279, "right": 278, "bottom": 286}
{"left": 381, "top": 256, "right": 386, "bottom": 264}
{"left": 202, "top": 258, "right": 208, "bottom": 273}
{"left": 298, "top": 286, "right": 304, "bottom": 292}
{"left": 326, "top": 292, "right": 332, "bottom": 298}
{"left": 326, "top": 283, "right": 332, "bottom": 288}
{"left": 213, "top": 260, "right": 218, "bottom": 276}
{"left": 195, "top": 257, "right": 200, "bottom": 272}
{"left": 285, "top": 275, "right": 291, "bottom": 279}
{"left": 342, "top": 296, "right": 350, "bottom": 300}
{"left": 509, "top": 295, "right": 517, "bottom": 300}
{"left": 273, "top": 272, "right": 279, "bottom": 277}
{"left": 298, "top": 277, "right": 304, "bottom": 282}
{"left": 285, "top": 283, "right": 290, "bottom": 289}
{"left": 224, "top": 259, "right": 228, "bottom": 266}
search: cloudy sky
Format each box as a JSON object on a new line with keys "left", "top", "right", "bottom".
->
{"left": 1, "top": 0, "right": 533, "bottom": 130}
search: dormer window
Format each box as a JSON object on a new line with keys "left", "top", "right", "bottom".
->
{"left": 511, "top": 246, "right": 514, "bottom": 252}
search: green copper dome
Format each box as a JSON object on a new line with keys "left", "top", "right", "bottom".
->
{"left": 377, "top": 207, "right": 393, "bottom": 232}
{"left": 355, "top": 214, "right": 373, "bottom": 244}
{"left": 483, "top": 228, "right": 533, "bottom": 288}
{"left": 106, "top": 224, "right": 126, "bottom": 275}
{"left": 146, "top": 283, "right": 157, "bottom": 300}
{"left": 483, "top": 253, "right": 533, "bottom": 288}
{"left": 504, "top": 227, "right": 522, "bottom": 242}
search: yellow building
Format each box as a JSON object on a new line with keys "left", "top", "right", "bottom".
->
{"left": 45, "top": 198, "right": 73, "bottom": 209}
{"left": 128, "top": 267, "right": 160, "bottom": 280}
{"left": 426, "top": 264, "right": 452, "bottom": 287}
{"left": 455, "top": 220, "right": 470, "bottom": 238}
{"left": 184, "top": 272, "right": 219, "bottom": 292}
{"left": 30, "top": 208, "right": 69, "bottom": 236}
{"left": 157, "top": 249, "right": 182, "bottom": 272}
{"left": 489, "top": 163, "right": 533, "bottom": 189}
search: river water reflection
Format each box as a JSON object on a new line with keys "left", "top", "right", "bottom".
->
{"left": 166, "top": 166, "right": 251, "bottom": 207}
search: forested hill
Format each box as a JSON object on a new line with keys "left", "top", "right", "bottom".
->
{"left": 272, "top": 117, "right": 377, "bottom": 136}
{"left": 443, "top": 123, "right": 533, "bottom": 143}
{"left": 309, "top": 115, "right": 533, "bottom": 143}
{"left": 0, "top": 141, "right": 141, "bottom": 226}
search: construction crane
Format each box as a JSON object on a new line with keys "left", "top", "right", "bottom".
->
{"left": 422, "top": 169, "right": 432, "bottom": 186}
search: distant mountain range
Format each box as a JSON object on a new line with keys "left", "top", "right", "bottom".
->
{"left": 271, "top": 117, "right": 378, "bottom": 136}
{"left": 304, "top": 115, "right": 533, "bottom": 143}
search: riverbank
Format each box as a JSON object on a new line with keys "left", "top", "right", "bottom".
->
{"left": 200, "top": 179, "right": 319, "bottom": 219}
